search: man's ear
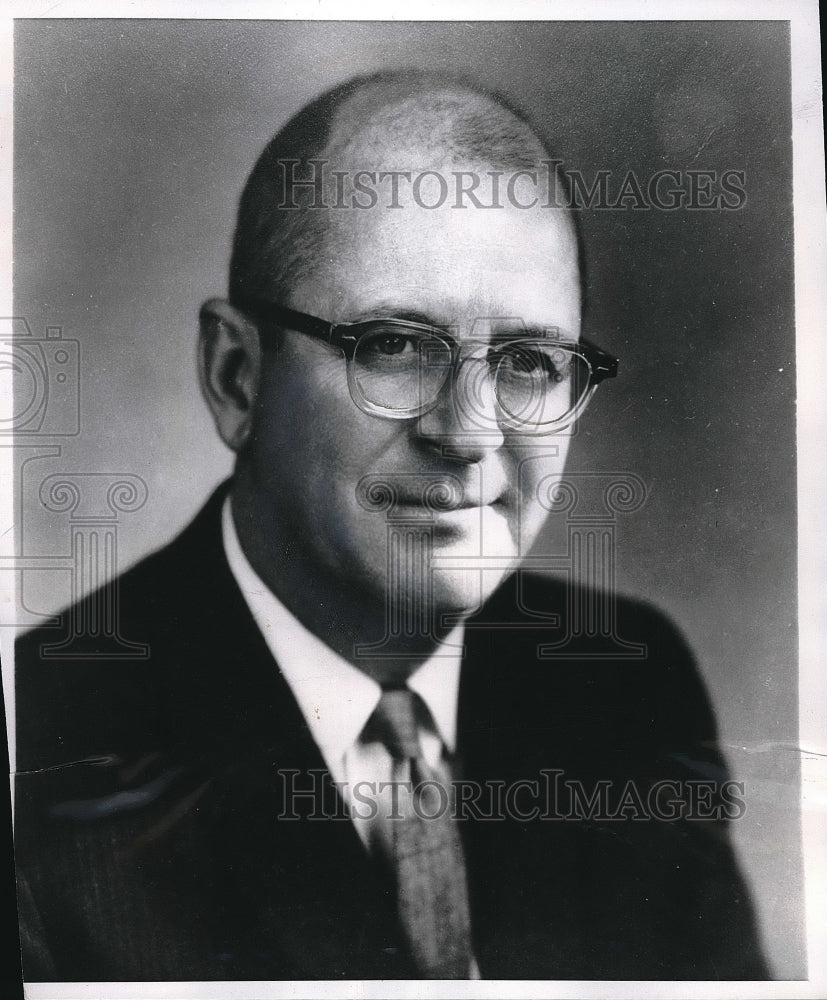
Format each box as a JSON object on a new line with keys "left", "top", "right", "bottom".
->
{"left": 198, "top": 298, "right": 262, "bottom": 452}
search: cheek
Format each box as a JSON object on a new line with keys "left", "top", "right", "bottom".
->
{"left": 510, "top": 444, "right": 570, "bottom": 541}
{"left": 254, "top": 355, "right": 354, "bottom": 461}
{"left": 252, "top": 359, "right": 405, "bottom": 515}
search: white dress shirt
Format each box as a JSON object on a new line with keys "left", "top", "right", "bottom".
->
{"left": 221, "top": 497, "right": 465, "bottom": 849}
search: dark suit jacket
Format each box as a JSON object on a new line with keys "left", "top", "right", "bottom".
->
{"left": 14, "top": 485, "right": 769, "bottom": 981}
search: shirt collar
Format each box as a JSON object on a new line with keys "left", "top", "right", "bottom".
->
{"left": 221, "top": 497, "right": 463, "bottom": 765}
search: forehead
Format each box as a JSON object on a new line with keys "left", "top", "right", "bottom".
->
{"left": 291, "top": 187, "right": 581, "bottom": 338}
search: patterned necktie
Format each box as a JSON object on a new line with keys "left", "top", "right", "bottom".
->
{"left": 363, "top": 685, "right": 473, "bottom": 979}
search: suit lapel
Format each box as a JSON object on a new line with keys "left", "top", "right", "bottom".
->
{"left": 455, "top": 574, "right": 577, "bottom": 979}
{"left": 162, "top": 487, "right": 416, "bottom": 977}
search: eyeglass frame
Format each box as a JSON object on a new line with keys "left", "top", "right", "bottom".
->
{"left": 233, "top": 295, "right": 619, "bottom": 432}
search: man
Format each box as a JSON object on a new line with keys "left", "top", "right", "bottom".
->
{"left": 14, "top": 71, "right": 768, "bottom": 981}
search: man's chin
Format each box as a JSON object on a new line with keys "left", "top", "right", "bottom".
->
{"left": 429, "top": 566, "right": 513, "bottom": 622}
{"left": 349, "top": 510, "right": 519, "bottom": 631}
{"left": 427, "top": 510, "right": 518, "bottom": 617}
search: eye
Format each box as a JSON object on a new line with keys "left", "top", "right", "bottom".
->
{"left": 495, "top": 344, "right": 571, "bottom": 381}
{"left": 367, "top": 334, "right": 417, "bottom": 356}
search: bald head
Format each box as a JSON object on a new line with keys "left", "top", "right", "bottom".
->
{"left": 229, "top": 70, "right": 580, "bottom": 310}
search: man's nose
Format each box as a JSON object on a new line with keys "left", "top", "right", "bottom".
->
{"left": 414, "top": 356, "right": 505, "bottom": 459}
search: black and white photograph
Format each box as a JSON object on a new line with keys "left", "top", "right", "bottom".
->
{"left": 1, "top": 3, "right": 825, "bottom": 997}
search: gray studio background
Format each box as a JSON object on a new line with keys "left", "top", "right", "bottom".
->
{"left": 13, "top": 20, "right": 802, "bottom": 977}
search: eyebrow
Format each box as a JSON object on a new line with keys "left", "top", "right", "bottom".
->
{"left": 342, "top": 306, "right": 576, "bottom": 342}
{"left": 344, "top": 305, "right": 455, "bottom": 329}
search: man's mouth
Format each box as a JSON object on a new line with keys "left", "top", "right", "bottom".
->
{"left": 396, "top": 482, "right": 505, "bottom": 512}
{"left": 356, "top": 472, "right": 508, "bottom": 516}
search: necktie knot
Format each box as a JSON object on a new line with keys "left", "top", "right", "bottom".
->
{"left": 364, "top": 686, "right": 422, "bottom": 762}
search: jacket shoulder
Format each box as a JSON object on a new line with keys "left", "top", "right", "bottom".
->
{"left": 463, "top": 570, "right": 720, "bottom": 765}
{"left": 14, "top": 485, "right": 231, "bottom": 770}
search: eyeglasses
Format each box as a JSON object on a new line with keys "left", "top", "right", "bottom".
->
{"left": 236, "top": 297, "right": 619, "bottom": 435}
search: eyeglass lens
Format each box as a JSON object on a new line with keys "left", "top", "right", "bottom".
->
{"left": 351, "top": 326, "right": 589, "bottom": 428}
